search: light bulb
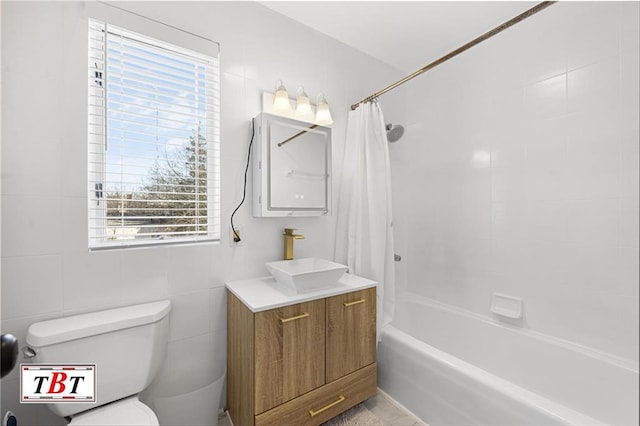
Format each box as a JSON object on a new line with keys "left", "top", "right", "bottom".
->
{"left": 315, "top": 93, "right": 333, "bottom": 125}
{"left": 295, "top": 86, "right": 313, "bottom": 119}
{"left": 273, "top": 80, "right": 291, "bottom": 112}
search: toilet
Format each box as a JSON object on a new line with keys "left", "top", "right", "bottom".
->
{"left": 25, "top": 300, "right": 171, "bottom": 425}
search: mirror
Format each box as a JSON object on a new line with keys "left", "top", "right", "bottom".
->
{"left": 253, "top": 113, "right": 331, "bottom": 217}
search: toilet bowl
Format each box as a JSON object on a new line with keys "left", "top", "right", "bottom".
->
{"left": 69, "top": 396, "right": 158, "bottom": 426}
{"left": 25, "top": 300, "right": 171, "bottom": 425}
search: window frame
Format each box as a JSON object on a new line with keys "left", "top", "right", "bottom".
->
{"left": 87, "top": 17, "right": 220, "bottom": 250}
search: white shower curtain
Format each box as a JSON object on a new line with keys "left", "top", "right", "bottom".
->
{"left": 335, "top": 101, "right": 395, "bottom": 337}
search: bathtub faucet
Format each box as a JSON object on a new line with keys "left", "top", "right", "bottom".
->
{"left": 283, "top": 228, "right": 304, "bottom": 260}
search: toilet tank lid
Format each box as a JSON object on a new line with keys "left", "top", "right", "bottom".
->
{"left": 26, "top": 300, "right": 171, "bottom": 348}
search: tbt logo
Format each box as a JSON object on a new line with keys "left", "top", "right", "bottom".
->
{"left": 21, "top": 364, "right": 96, "bottom": 403}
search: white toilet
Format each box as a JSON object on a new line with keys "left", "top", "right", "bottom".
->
{"left": 25, "top": 300, "right": 171, "bottom": 425}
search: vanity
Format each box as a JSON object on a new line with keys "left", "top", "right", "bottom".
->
{"left": 226, "top": 273, "right": 377, "bottom": 426}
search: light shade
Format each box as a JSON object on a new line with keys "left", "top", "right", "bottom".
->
{"left": 315, "top": 93, "right": 333, "bottom": 125}
{"left": 295, "top": 86, "right": 313, "bottom": 119}
{"left": 273, "top": 80, "right": 292, "bottom": 112}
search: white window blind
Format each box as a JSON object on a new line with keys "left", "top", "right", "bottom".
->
{"left": 88, "top": 19, "right": 220, "bottom": 249}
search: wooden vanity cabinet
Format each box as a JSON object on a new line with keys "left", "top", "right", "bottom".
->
{"left": 227, "top": 286, "right": 377, "bottom": 426}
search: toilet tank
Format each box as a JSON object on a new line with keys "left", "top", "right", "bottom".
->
{"left": 26, "top": 300, "right": 171, "bottom": 417}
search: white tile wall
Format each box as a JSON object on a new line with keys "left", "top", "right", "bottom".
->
{"left": 62, "top": 251, "right": 123, "bottom": 312}
{"left": 397, "top": 1, "right": 639, "bottom": 362}
{"left": 1, "top": 2, "right": 402, "bottom": 425}
{"left": 1, "top": 196, "right": 62, "bottom": 257}
{"left": 1, "top": 255, "right": 63, "bottom": 319}
{"left": 524, "top": 74, "right": 567, "bottom": 120}
{"left": 168, "top": 290, "right": 211, "bottom": 342}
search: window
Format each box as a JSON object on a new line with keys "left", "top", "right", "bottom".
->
{"left": 88, "top": 19, "right": 220, "bottom": 249}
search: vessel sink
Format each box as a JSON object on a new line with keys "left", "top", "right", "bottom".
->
{"left": 265, "top": 257, "right": 348, "bottom": 293}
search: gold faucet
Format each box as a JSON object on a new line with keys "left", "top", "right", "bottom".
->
{"left": 283, "top": 228, "right": 304, "bottom": 260}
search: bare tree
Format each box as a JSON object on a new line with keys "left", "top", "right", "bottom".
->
{"left": 106, "top": 124, "right": 208, "bottom": 239}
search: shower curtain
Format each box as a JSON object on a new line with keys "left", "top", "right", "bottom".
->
{"left": 335, "top": 101, "right": 395, "bottom": 337}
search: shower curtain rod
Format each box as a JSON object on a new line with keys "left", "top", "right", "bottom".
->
{"left": 350, "top": 1, "right": 556, "bottom": 110}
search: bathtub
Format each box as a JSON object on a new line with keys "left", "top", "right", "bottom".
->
{"left": 378, "top": 294, "right": 639, "bottom": 425}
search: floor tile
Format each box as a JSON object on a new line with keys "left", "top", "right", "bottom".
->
{"left": 218, "top": 389, "right": 426, "bottom": 426}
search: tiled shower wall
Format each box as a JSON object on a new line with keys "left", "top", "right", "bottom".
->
{"left": 392, "top": 1, "right": 639, "bottom": 362}
{"left": 0, "top": 2, "right": 401, "bottom": 424}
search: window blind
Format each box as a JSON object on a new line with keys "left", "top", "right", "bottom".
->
{"left": 88, "top": 19, "right": 220, "bottom": 249}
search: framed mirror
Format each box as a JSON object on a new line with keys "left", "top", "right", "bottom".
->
{"left": 253, "top": 113, "right": 331, "bottom": 217}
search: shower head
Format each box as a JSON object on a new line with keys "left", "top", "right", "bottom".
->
{"left": 386, "top": 123, "right": 404, "bottom": 143}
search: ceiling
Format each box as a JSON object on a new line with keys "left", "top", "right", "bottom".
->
{"left": 261, "top": 1, "right": 537, "bottom": 73}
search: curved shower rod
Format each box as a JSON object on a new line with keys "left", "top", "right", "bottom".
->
{"left": 350, "top": 1, "right": 557, "bottom": 110}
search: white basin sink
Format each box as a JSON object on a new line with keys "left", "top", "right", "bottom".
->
{"left": 265, "top": 258, "right": 348, "bottom": 293}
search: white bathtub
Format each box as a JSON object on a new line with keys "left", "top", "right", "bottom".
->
{"left": 378, "top": 294, "right": 639, "bottom": 425}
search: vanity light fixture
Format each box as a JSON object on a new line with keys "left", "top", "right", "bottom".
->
{"left": 273, "top": 80, "right": 292, "bottom": 112}
{"left": 267, "top": 81, "right": 333, "bottom": 126}
{"left": 315, "top": 92, "right": 333, "bottom": 125}
{"left": 295, "top": 86, "right": 313, "bottom": 120}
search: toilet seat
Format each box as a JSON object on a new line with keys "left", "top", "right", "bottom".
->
{"left": 69, "top": 396, "right": 159, "bottom": 426}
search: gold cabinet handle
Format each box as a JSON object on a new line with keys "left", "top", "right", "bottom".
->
{"left": 343, "top": 299, "right": 365, "bottom": 307}
{"left": 279, "top": 312, "right": 309, "bottom": 323}
{"left": 309, "top": 395, "right": 346, "bottom": 417}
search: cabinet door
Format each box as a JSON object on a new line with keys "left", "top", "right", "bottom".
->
{"left": 254, "top": 299, "right": 326, "bottom": 414}
{"left": 325, "top": 287, "right": 376, "bottom": 382}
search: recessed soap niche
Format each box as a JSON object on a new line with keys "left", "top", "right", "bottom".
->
{"left": 252, "top": 113, "right": 332, "bottom": 217}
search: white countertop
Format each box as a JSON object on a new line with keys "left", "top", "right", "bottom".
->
{"left": 226, "top": 273, "right": 378, "bottom": 313}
